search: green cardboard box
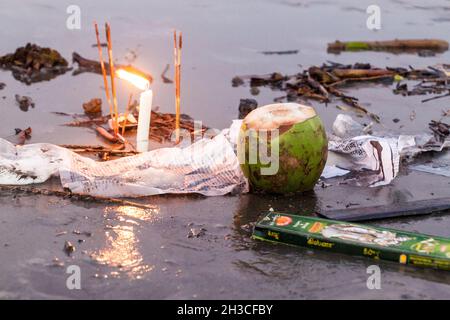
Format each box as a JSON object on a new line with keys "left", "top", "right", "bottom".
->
{"left": 253, "top": 212, "right": 450, "bottom": 271}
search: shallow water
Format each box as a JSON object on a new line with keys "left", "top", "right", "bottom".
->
{"left": 0, "top": 0, "right": 450, "bottom": 299}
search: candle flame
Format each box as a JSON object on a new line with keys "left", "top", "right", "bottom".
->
{"left": 116, "top": 68, "right": 150, "bottom": 91}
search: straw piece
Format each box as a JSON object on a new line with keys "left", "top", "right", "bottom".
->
{"left": 94, "top": 22, "right": 113, "bottom": 122}
{"left": 105, "top": 23, "right": 119, "bottom": 135}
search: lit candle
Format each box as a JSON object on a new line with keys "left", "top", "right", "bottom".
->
{"left": 136, "top": 88, "right": 153, "bottom": 152}
{"left": 115, "top": 68, "right": 153, "bottom": 152}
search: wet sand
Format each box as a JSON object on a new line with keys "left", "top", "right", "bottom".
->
{"left": 0, "top": 0, "right": 450, "bottom": 299}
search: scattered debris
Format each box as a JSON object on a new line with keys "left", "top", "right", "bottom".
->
{"left": 187, "top": 228, "right": 206, "bottom": 238}
{"left": 332, "top": 114, "right": 372, "bottom": 138}
{"left": 234, "top": 62, "right": 450, "bottom": 120}
{"left": 61, "top": 115, "right": 112, "bottom": 127}
{"left": 91, "top": 42, "right": 107, "bottom": 48}
{"left": 15, "top": 94, "right": 35, "bottom": 112}
{"left": 96, "top": 126, "right": 119, "bottom": 143}
{"left": 320, "top": 181, "right": 332, "bottom": 188}
{"left": 240, "top": 222, "right": 255, "bottom": 233}
{"left": 345, "top": 202, "right": 360, "bottom": 208}
{"left": 63, "top": 241, "right": 75, "bottom": 256}
{"left": 124, "top": 48, "right": 138, "bottom": 64}
{"left": 232, "top": 76, "right": 244, "bottom": 87}
{"left": 250, "top": 87, "right": 260, "bottom": 96}
{"left": 238, "top": 98, "right": 258, "bottom": 119}
{"left": 14, "top": 127, "right": 32, "bottom": 145}
{"left": 393, "top": 118, "right": 400, "bottom": 123}
{"left": 161, "top": 64, "right": 173, "bottom": 83}
{"left": 58, "top": 109, "right": 209, "bottom": 144}
{"left": 260, "top": 50, "right": 298, "bottom": 55}
{"left": 51, "top": 257, "right": 65, "bottom": 268}
{"left": 73, "top": 230, "right": 92, "bottom": 237}
{"left": 328, "top": 39, "right": 449, "bottom": 54}
{"left": 393, "top": 64, "right": 450, "bottom": 102}
{"left": 82, "top": 98, "right": 102, "bottom": 114}
{"left": 60, "top": 144, "right": 137, "bottom": 158}
{"left": 429, "top": 120, "right": 450, "bottom": 140}
{"left": 0, "top": 43, "right": 70, "bottom": 84}
{"left": 0, "top": 83, "right": 5, "bottom": 90}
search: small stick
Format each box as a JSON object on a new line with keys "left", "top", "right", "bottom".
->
{"left": 173, "top": 31, "right": 182, "bottom": 144}
{"left": 422, "top": 91, "right": 450, "bottom": 103}
{"left": 94, "top": 22, "right": 114, "bottom": 123}
{"left": 161, "top": 64, "right": 173, "bottom": 83}
{"left": 122, "top": 93, "right": 133, "bottom": 136}
{"left": 105, "top": 23, "right": 119, "bottom": 135}
{"left": 0, "top": 185, "right": 155, "bottom": 210}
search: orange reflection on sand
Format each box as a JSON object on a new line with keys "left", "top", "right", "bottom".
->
{"left": 91, "top": 205, "right": 160, "bottom": 279}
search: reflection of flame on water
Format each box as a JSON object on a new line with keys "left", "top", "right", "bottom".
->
{"left": 115, "top": 205, "right": 160, "bottom": 223}
{"left": 90, "top": 205, "right": 160, "bottom": 279}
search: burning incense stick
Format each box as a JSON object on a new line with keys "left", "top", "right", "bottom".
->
{"left": 121, "top": 93, "right": 133, "bottom": 136}
{"left": 174, "top": 31, "right": 182, "bottom": 143}
{"left": 94, "top": 22, "right": 113, "bottom": 124}
{"left": 105, "top": 23, "right": 119, "bottom": 135}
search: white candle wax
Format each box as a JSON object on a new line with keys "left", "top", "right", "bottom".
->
{"left": 136, "top": 89, "right": 153, "bottom": 152}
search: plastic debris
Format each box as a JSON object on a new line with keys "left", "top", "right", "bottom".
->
{"left": 323, "top": 115, "right": 450, "bottom": 186}
{"left": 332, "top": 114, "right": 373, "bottom": 138}
{"left": 0, "top": 130, "right": 248, "bottom": 197}
{"left": 328, "top": 135, "right": 400, "bottom": 187}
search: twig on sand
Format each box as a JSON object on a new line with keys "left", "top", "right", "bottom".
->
{"left": 0, "top": 185, "right": 155, "bottom": 209}
{"left": 422, "top": 91, "right": 450, "bottom": 103}
{"left": 161, "top": 64, "right": 173, "bottom": 83}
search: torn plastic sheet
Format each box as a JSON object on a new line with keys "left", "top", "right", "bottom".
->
{"left": 322, "top": 114, "right": 450, "bottom": 187}
{"left": 0, "top": 132, "right": 249, "bottom": 197}
{"left": 320, "top": 165, "right": 350, "bottom": 179}
{"left": 398, "top": 133, "right": 450, "bottom": 160}
{"left": 326, "top": 135, "right": 400, "bottom": 187}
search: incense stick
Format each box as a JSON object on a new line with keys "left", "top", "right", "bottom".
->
{"left": 94, "top": 22, "right": 113, "bottom": 124}
{"left": 174, "top": 30, "right": 182, "bottom": 143}
{"left": 105, "top": 23, "right": 119, "bottom": 135}
{"left": 122, "top": 93, "right": 133, "bottom": 136}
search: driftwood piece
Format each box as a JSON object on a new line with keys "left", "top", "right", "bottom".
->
{"left": 328, "top": 39, "right": 449, "bottom": 54}
{"left": 72, "top": 52, "right": 153, "bottom": 83}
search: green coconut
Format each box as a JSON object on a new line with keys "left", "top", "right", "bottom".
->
{"left": 238, "top": 103, "right": 328, "bottom": 193}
